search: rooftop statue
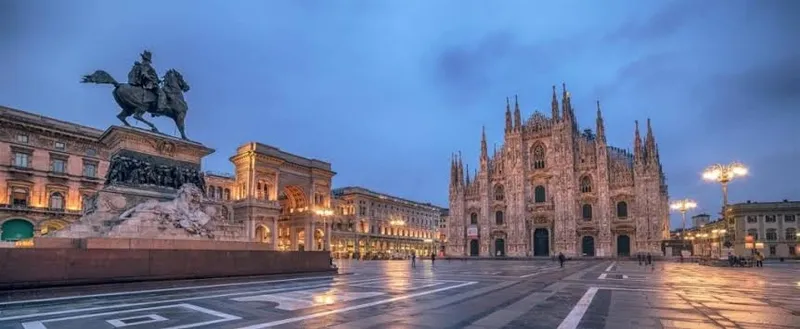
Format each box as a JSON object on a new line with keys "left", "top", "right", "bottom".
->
{"left": 81, "top": 50, "right": 192, "bottom": 140}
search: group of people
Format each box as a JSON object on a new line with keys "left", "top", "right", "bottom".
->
{"left": 728, "top": 251, "right": 765, "bottom": 267}
{"left": 410, "top": 252, "right": 437, "bottom": 268}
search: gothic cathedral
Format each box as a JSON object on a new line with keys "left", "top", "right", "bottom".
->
{"left": 447, "top": 84, "right": 670, "bottom": 258}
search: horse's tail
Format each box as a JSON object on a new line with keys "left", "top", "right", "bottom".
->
{"left": 81, "top": 70, "right": 120, "bottom": 88}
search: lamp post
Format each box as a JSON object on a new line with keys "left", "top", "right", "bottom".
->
{"left": 702, "top": 162, "right": 748, "bottom": 243}
{"left": 390, "top": 219, "right": 406, "bottom": 257}
{"left": 670, "top": 198, "right": 698, "bottom": 234}
{"left": 314, "top": 208, "right": 334, "bottom": 251}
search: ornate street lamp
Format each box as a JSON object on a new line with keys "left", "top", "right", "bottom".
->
{"left": 702, "top": 162, "right": 747, "bottom": 243}
{"left": 314, "top": 208, "right": 334, "bottom": 251}
{"left": 670, "top": 198, "right": 698, "bottom": 233}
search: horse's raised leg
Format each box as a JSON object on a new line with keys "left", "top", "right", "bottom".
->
{"left": 117, "top": 111, "right": 132, "bottom": 127}
{"left": 175, "top": 112, "right": 188, "bottom": 140}
{"left": 133, "top": 111, "right": 159, "bottom": 133}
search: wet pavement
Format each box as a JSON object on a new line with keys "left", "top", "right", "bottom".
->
{"left": 0, "top": 258, "right": 797, "bottom": 328}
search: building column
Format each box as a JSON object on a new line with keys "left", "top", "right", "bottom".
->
{"left": 290, "top": 226, "right": 298, "bottom": 250}
{"left": 271, "top": 217, "right": 279, "bottom": 251}
{"left": 324, "top": 222, "right": 331, "bottom": 251}
{"left": 305, "top": 220, "right": 313, "bottom": 251}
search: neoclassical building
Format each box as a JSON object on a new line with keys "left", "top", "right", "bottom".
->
{"left": 328, "top": 186, "right": 442, "bottom": 259}
{"left": 447, "top": 85, "right": 670, "bottom": 257}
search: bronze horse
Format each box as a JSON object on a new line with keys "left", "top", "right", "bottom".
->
{"left": 81, "top": 69, "right": 191, "bottom": 140}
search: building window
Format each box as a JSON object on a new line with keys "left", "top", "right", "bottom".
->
{"left": 784, "top": 214, "right": 796, "bottom": 222}
{"left": 224, "top": 188, "right": 230, "bottom": 200}
{"left": 616, "top": 201, "right": 628, "bottom": 218}
{"left": 359, "top": 206, "right": 367, "bottom": 216}
{"left": 765, "top": 215, "right": 776, "bottom": 223}
{"left": 49, "top": 192, "right": 65, "bottom": 210}
{"left": 51, "top": 158, "right": 66, "bottom": 173}
{"left": 13, "top": 152, "right": 30, "bottom": 168}
{"left": 81, "top": 194, "right": 93, "bottom": 211}
{"left": 531, "top": 144, "right": 546, "bottom": 169}
{"left": 747, "top": 229, "right": 758, "bottom": 240}
{"left": 494, "top": 185, "right": 505, "bottom": 201}
{"left": 791, "top": 246, "right": 797, "bottom": 256}
{"left": 495, "top": 211, "right": 504, "bottom": 225}
{"left": 786, "top": 228, "right": 797, "bottom": 241}
{"left": 746, "top": 215, "right": 757, "bottom": 223}
{"left": 766, "top": 229, "right": 777, "bottom": 241}
{"left": 54, "top": 141, "right": 66, "bottom": 150}
{"left": 11, "top": 187, "right": 29, "bottom": 207}
{"left": 83, "top": 162, "right": 97, "bottom": 177}
{"left": 769, "top": 245, "right": 776, "bottom": 255}
{"left": 470, "top": 213, "right": 478, "bottom": 225}
{"left": 16, "top": 134, "right": 29, "bottom": 143}
{"left": 534, "top": 186, "right": 546, "bottom": 203}
{"left": 580, "top": 176, "right": 592, "bottom": 193}
{"left": 582, "top": 204, "right": 593, "bottom": 220}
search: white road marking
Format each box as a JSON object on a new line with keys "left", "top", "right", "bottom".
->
{"left": 106, "top": 314, "right": 167, "bottom": 327}
{"left": 21, "top": 303, "right": 240, "bottom": 329}
{"left": 597, "top": 273, "right": 607, "bottom": 280}
{"left": 0, "top": 277, "right": 386, "bottom": 321}
{"left": 604, "top": 261, "right": 616, "bottom": 272}
{"left": 0, "top": 275, "right": 337, "bottom": 306}
{"left": 235, "top": 281, "right": 478, "bottom": 329}
{"left": 233, "top": 289, "right": 385, "bottom": 310}
{"left": 556, "top": 287, "right": 598, "bottom": 329}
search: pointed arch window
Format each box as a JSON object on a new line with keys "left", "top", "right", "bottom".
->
{"left": 616, "top": 201, "right": 628, "bottom": 218}
{"left": 531, "top": 145, "right": 546, "bottom": 169}
{"left": 582, "top": 204, "right": 593, "bottom": 220}
{"left": 580, "top": 176, "right": 592, "bottom": 193}
{"left": 495, "top": 211, "right": 504, "bottom": 225}
{"left": 494, "top": 185, "right": 505, "bottom": 201}
{"left": 470, "top": 213, "right": 478, "bottom": 225}
{"left": 534, "top": 186, "right": 546, "bottom": 203}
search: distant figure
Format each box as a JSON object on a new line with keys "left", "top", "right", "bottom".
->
{"left": 637, "top": 253, "right": 643, "bottom": 266}
{"left": 411, "top": 252, "right": 417, "bottom": 268}
{"left": 558, "top": 252, "right": 565, "bottom": 268}
{"left": 646, "top": 253, "right": 652, "bottom": 265}
{"left": 431, "top": 252, "right": 436, "bottom": 266}
{"left": 755, "top": 252, "right": 764, "bottom": 268}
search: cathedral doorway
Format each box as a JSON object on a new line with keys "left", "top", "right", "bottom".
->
{"left": 581, "top": 236, "right": 595, "bottom": 256}
{"left": 533, "top": 228, "right": 549, "bottom": 256}
{"left": 617, "top": 235, "right": 631, "bottom": 256}
{"left": 469, "top": 239, "right": 479, "bottom": 256}
{"left": 494, "top": 238, "right": 506, "bottom": 257}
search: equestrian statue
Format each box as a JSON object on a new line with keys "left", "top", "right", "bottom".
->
{"left": 81, "top": 50, "right": 192, "bottom": 140}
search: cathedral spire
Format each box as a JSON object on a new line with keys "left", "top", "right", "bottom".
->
{"left": 596, "top": 100, "right": 606, "bottom": 143}
{"left": 634, "top": 120, "right": 643, "bottom": 163}
{"left": 561, "top": 83, "right": 569, "bottom": 121}
{"left": 513, "top": 95, "right": 522, "bottom": 131}
{"left": 504, "top": 97, "right": 512, "bottom": 133}
{"left": 551, "top": 85, "right": 560, "bottom": 121}
{"left": 480, "top": 126, "right": 488, "bottom": 160}
{"left": 457, "top": 151, "right": 464, "bottom": 186}
{"left": 465, "top": 163, "right": 471, "bottom": 186}
{"left": 645, "top": 118, "right": 657, "bottom": 161}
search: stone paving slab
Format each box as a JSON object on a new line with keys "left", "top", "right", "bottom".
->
{"left": 0, "top": 260, "right": 796, "bottom": 329}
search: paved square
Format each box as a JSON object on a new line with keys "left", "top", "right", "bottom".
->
{"left": 0, "top": 259, "right": 797, "bottom": 329}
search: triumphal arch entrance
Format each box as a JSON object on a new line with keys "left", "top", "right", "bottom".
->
{"left": 229, "top": 142, "right": 335, "bottom": 251}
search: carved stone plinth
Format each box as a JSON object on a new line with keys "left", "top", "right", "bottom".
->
{"left": 53, "top": 127, "right": 246, "bottom": 241}
{"left": 101, "top": 126, "right": 214, "bottom": 192}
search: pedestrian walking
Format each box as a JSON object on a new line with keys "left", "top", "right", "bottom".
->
{"left": 431, "top": 252, "right": 436, "bottom": 266}
{"left": 646, "top": 253, "right": 652, "bottom": 266}
{"left": 411, "top": 252, "right": 416, "bottom": 268}
{"left": 558, "top": 252, "right": 565, "bottom": 268}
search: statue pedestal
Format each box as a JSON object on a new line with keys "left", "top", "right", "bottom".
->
{"left": 55, "top": 126, "right": 242, "bottom": 241}
{"left": 101, "top": 125, "right": 214, "bottom": 171}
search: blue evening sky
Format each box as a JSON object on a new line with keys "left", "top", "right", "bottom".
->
{"left": 2, "top": 1, "right": 798, "bottom": 229}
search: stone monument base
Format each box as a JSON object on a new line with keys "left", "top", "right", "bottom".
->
{"left": 54, "top": 125, "right": 248, "bottom": 241}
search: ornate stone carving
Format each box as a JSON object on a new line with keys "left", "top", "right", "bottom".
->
{"left": 117, "top": 184, "right": 214, "bottom": 238}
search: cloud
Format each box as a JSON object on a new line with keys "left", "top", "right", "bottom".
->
{"left": 605, "top": 0, "right": 717, "bottom": 43}
{"left": 432, "top": 31, "right": 517, "bottom": 97}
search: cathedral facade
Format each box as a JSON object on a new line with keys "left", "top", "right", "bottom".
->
{"left": 447, "top": 85, "right": 670, "bottom": 258}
